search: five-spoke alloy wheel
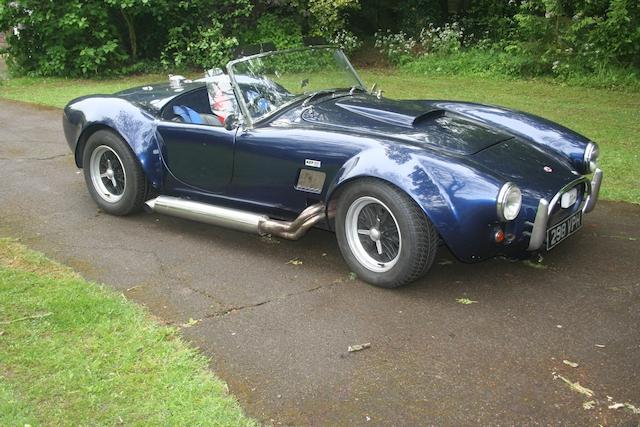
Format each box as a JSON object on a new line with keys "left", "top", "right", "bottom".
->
{"left": 336, "top": 179, "right": 438, "bottom": 288}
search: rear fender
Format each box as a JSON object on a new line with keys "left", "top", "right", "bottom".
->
{"left": 64, "top": 96, "right": 163, "bottom": 189}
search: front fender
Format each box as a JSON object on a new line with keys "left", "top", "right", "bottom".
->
{"left": 325, "top": 146, "right": 505, "bottom": 262}
{"left": 63, "top": 96, "right": 163, "bottom": 189}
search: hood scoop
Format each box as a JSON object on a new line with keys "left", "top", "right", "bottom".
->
{"left": 336, "top": 97, "right": 444, "bottom": 128}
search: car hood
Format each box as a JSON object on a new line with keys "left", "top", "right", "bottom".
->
{"left": 301, "top": 95, "right": 514, "bottom": 155}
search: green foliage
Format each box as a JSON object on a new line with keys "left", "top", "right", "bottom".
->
{"left": 419, "top": 22, "right": 465, "bottom": 55}
{"left": 306, "top": 0, "right": 360, "bottom": 37}
{"left": 372, "top": 0, "right": 639, "bottom": 87}
{"left": 402, "top": 47, "right": 640, "bottom": 90}
{"left": 162, "top": 19, "right": 238, "bottom": 69}
{"left": 330, "top": 29, "right": 363, "bottom": 53}
{"left": 1, "top": 0, "right": 638, "bottom": 87}
{"left": 240, "top": 13, "right": 304, "bottom": 49}
{"left": 391, "top": 0, "right": 448, "bottom": 29}
{"left": 509, "top": 0, "right": 640, "bottom": 77}
{"left": 459, "top": 0, "right": 518, "bottom": 42}
{"left": 159, "top": 0, "right": 251, "bottom": 70}
{"left": 0, "top": 0, "right": 251, "bottom": 76}
{"left": 374, "top": 30, "right": 417, "bottom": 65}
{"left": 0, "top": 1, "right": 129, "bottom": 77}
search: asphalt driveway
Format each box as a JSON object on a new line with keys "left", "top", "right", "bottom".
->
{"left": 1, "top": 100, "right": 639, "bottom": 425}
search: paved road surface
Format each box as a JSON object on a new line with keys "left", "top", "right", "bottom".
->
{"left": 1, "top": 100, "right": 639, "bottom": 425}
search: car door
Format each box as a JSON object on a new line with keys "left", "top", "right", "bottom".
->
{"left": 156, "top": 121, "right": 236, "bottom": 194}
{"left": 230, "top": 125, "right": 355, "bottom": 217}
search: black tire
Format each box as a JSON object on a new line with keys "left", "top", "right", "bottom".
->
{"left": 82, "top": 129, "right": 147, "bottom": 216}
{"left": 335, "top": 179, "right": 438, "bottom": 288}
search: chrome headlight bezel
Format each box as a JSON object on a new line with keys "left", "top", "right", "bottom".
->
{"left": 497, "top": 182, "right": 522, "bottom": 222}
{"left": 583, "top": 142, "right": 599, "bottom": 174}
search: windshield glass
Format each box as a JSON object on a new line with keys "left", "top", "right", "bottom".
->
{"left": 228, "top": 47, "right": 364, "bottom": 123}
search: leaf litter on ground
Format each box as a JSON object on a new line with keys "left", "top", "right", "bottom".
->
{"left": 522, "top": 259, "right": 548, "bottom": 269}
{"left": 553, "top": 373, "right": 594, "bottom": 397}
{"left": 348, "top": 343, "right": 371, "bottom": 353}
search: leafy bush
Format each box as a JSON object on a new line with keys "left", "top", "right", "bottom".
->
{"left": 330, "top": 29, "right": 362, "bottom": 53}
{"left": 1, "top": 0, "right": 639, "bottom": 88}
{"left": 161, "top": 19, "right": 239, "bottom": 69}
{"left": 0, "top": 1, "right": 129, "bottom": 76}
{"left": 372, "top": 0, "right": 639, "bottom": 89}
{"left": 375, "top": 23, "right": 465, "bottom": 63}
{"left": 306, "top": 0, "right": 361, "bottom": 37}
{"left": 459, "top": 0, "right": 518, "bottom": 43}
{"left": 240, "top": 13, "right": 304, "bottom": 49}
{"left": 508, "top": 0, "right": 640, "bottom": 77}
{"left": 402, "top": 47, "right": 640, "bottom": 90}
{"left": 374, "top": 30, "right": 417, "bottom": 64}
{"left": 419, "top": 23, "right": 465, "bottom": 55}
{"left": 0, "top": 0, "right": 251, "bottom": 77}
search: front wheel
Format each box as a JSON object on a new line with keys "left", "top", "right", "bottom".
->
{"left": 335, "top": 179, "right": 438, "bottom": 288}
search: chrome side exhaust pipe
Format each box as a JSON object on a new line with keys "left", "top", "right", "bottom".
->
{"left": 145, "top": 196, "right": 325, "bottom": 240}
{"left": 259, "top": 203, "right": 326, "bottom": 240}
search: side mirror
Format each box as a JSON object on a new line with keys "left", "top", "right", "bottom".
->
{"left": 223, "top": 114, "right": 239, "bottom": 131}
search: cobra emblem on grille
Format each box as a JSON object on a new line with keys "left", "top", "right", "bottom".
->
{"left": 544, "top": 166, "right": 553, "bottom": 173}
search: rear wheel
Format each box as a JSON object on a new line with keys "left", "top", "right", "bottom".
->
{"left": 335, "top": 179, "right": 438, "bottom": 288}
{"left": 82, "top": 130, "right": 147, "bottom": 215}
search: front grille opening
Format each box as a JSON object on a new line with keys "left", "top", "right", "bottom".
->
{"left": 548, "top": 181, "right": 588, "bottom": 226}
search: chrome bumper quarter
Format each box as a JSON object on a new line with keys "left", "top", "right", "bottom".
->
{"left": 583, "top": 168, "right": 603, "bottom": 214}
{"left": 526, "top": 168, "right": 603, "bottom": 251}
{"left": 526, "top": 199, "right": 550, "bottom": 251}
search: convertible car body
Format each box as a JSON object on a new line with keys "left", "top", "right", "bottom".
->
{"left": 63, "top": 46, "right": 602, "bottom": 287}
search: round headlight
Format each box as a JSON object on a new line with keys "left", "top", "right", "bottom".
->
{"left": 584, "top": 142, "right": 599, "bottom": 173}
{"left": 497, "top": 182, "right": 522, "bottom": 221}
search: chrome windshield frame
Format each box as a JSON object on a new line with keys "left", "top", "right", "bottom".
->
{"left": 226, "top": 46, "right": 366, "bottom": 128}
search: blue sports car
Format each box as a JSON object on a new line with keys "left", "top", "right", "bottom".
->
{"left": 63, "top": 46, "right": 603, "bottom": 287}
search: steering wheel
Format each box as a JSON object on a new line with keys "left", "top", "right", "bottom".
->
{"left": 246, "top": 91, "right": 272, "bottom": 115}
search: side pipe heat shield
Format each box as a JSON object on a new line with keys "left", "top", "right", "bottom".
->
{"left": 145, "top": 196, "right": 325, "bottom": 240}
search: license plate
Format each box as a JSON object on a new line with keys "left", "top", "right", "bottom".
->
{"left": 546, "top": 211, "right": 583, "bottom": 250}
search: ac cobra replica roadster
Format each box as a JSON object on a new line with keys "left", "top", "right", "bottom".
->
{"left": 63, "top": 46, "right": 603, "bottom": 288}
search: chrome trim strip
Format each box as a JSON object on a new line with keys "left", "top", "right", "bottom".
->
{"left": 583, "top": 168, "right": 603, "bottom": 214}
{"left": 527, "top": 198, "right": 550, "bottom": 251}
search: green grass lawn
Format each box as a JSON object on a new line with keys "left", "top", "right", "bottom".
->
{"left": 0, "top": 238, "right": 256, "bottom": 426}
{"left": 0, "top": 71, "right": 638, "bottom": 203}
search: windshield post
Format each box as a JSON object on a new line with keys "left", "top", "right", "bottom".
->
{"left": 337, "top": 49, "right": 366, "bottom": 90}
{"left": 226, "top": 63, "right": 254, "bottom": 129}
